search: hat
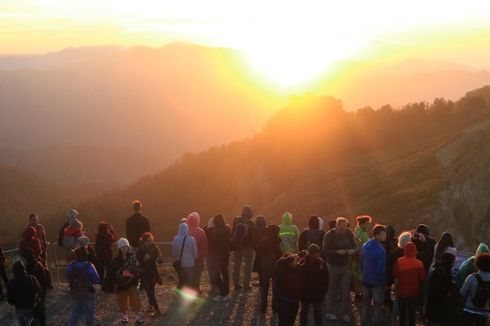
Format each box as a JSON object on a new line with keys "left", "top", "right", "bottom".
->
{"left": 77, "top": 236, "right": 90, "bottom": 247}
{"left": 117, "top": 238, "right": 130, "bottom": 249}
{"left": 65, "top": 209, "right": 79, "bottom": 221}
{"left": 307, "top": 243, "right": 321, "bottom": 254}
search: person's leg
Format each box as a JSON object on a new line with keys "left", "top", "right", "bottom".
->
{"left": 221, "top": 254, "right": 230, "bottom": 296}
{"left": 398, "top": 298, "right": 407, "bottom": 326}
{"left": 288, "top": 300, "right": 300, "bottom": 326}
{"left": 233, "top": 249, "right": 243, "bottom": 288}
{"left": 312, "top": 302, "right": 323, "bottom": 326}
{"left": 361, "top": 285, "right": 373, "bottom": 324}
{"left": 243, "top": 247, "right": 254, "bottom": 289}
{"left": 339, "top": 265, "right": 352, "bottom": 317}
{"left": 407, "top": 298, "right": 417, "bottom": 326}
{"left": 69, "top": 299, "right": 83, "bottom": 326}
{"left": 194, "top": 259, "right": 204, "bottom": 291}
{"left": 16, "top": 308, "right": 35, "bottom": 326}
{"left": 116, "top": 289, "right": 130, "bottom": 314}
{"left": 326, "top": 264, "right": 340, "bottom": 315}
{"left": 85, "top": 293, "right": 96, "bottom": 326}
{"left": 128, "top": 286, "right": 141, "bottom": 315}
{"left": 372, "top": 286, "right": 385, "bottom": 323}
{"left": 299, "top": 301, "right": 310, "bottom": 326}
{"left": 146, "top": 280, "right": 158, "bottom": 311}
{"left": 278, "top": 298, "right": 286, "bottom": 326}
{"left": 260, "top": 273, "right": 270, "bottom": 312}
{"left": 0, "top": 265, "right": 8, "bottom": 292}
{"left": 272, "top": 277, "right": 279, "bottom": 313}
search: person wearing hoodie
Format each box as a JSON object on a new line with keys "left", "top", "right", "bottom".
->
{"left": 231, "top": 206, "right": 256, "bottom": 290}
{"left": 67, "top": 246, "right": 101, "bottom": 326}
{"left": 126, "top": 200, "right": 151, "bottom": 249}
{"left": 411, "top": 224, "right": 436, "bottom": 273}
{"left": 300, "top": 244, "right": 328, "bottom": 326}
{"left": 208, "top": 214, "right": 232, "bottom": 301}
{"left": 107, "top": 238, "right": 143, "bottom": 324}
{"left": 186, "top": 212, "right": 208, "bottom": 291}
{"left": 431, "top": 232, "right": 457, "bottom": 270}
{"left": 136, "top": 232, "right": 162, "bottom": 316}
{"left": 253, "top": 215, "right": 268, "bottom": 279}
{"left": 256, "top": 224, "right": 282, "bottom": 312}
{"left": 0, "top": 245, "right": 8, "bottom": 301}
{"left": 27, "top": 214, "right": 47, "bottom": 265}
{"left": 19, "top": 248, "right": 48, "bottom": 326}
{"left": 394, "top": 242, "right": 427, "bottom": 326}
{"left": 460, "top": 253, "right": 490, "bottom": 325}
{"left": 322, "top": 217, "right": 357, "bottom": 323}
{"left": 298, "top": 215, "right": 325, "bottom": 251}
{"left": 276, "top": 252, "right": 304, "bottom": 326}
{"left": 63, "top": 213, "right": 84, "bottom": 262}
{"left": 172, "top": 223, "right": 198, "bottom": 290}
{"left": 7, "top": 261, "right": 43, "bottom": 326}
{"left": 352, "top": 215, "right": 373, "bottom": 301}
{"left": 279, "top": 212, "right": 300, "bottom": 254}
{"left": 95, "top": 221, "right": 117, "bottom": 285}
{"left": 457, "top": 243, "right": 490, "bottom": 290}
{"left": 19, "top": 226, "right": 42, "bottom": 262}
{"left": 203, "top": 217, "right": 218, "bottom": 295}
{"left": 58, "top": 209, "right": 79, "bottom": 247}
{"left": 360, "top": 224, "right": 387, "bottom": 325}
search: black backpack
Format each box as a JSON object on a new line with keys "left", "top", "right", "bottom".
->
{"left": 69, "top": 262, "right": 90, "bottom": 299}
{"left": 472, "top": 273, "right": 490, "bottom": 309}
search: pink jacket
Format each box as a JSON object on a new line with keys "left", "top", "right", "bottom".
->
{"left": 186, "top": 212, "right": 208, "bottom": 261}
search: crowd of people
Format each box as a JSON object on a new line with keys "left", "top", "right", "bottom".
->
{"left": 0, "top": 201, "right": 489, "bottom": 326}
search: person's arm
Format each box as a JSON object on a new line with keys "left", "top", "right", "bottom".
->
{"left": 322, "top": 232, "right": 338, "bottom": 255}
{"left": 459, "top": 274, "right": 473, "bottom": 300}
{"left": 298, "top": 231, "right": 306, "bottom": 251}
{"left": 201, "top": 230, "right": 208, "bottom": 257}
{"left": 88, "top": 263, "right": 101, "bottom": 285}
{"left": 192, "top": 238, "right": 198, "bottom": 260}
{"left": 145, "top": 217, "right": 151, "bottom": 233}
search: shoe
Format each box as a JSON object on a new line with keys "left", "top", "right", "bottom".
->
{"left": 326, "top": 313, "right": 337, "bottom": 321}
{"left": 120, "top": 315, "right": 129, "bottom": 324}
{"left": 136, "top": 316, "right": 144, "bottom": 324}
{"left": 342, "top": 314, "right": 351, "bottom": 322}
{"left": 221, "top": 295, "right": 230, "bottom": 301}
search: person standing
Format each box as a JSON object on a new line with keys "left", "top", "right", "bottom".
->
{"left": 232, "top": 206, "right": 255, "bottom": 290}
{"left": 460, "top": 253, "right": 490, "bottom": 326}
{"left": 276, "top": 253, "right": 304, "bottom": 326}
{"left": 322, "top": 217, "right": 357, "bottom": 323}
{"left": 20, "top": 249, "right": 48, "bottom": 326}
{"left": 172, "top": 223, "right": 197, "bottom": 290}
{"left": 0, "top": 245, "right": 8, "bottom": 301}
{"left": 298, "top": 216, "right": 325, "bottom": 251}
{"left": 95, "top": 222, "right": 117, "bottom": 285}
{"left": 352, "top": 215, "right": 373, "bottom": 300}
{"left": 126, "top": 200, "right": 151, "bottom": 250}
{"left": 67, "top": 247, "right": 101, "bottom": 326}
{"left": 58, "top": 209, "right": 79, "bottom": 248}
{"left": 63, "top": 213, "right": 84, "bottom": 262}
{"left": 279, "top": 212, "right": 300, "bottom": 254}
{"left": 360, "top": 224, "right": 387, "bottom": 325}
{"left": 27, "top": 214, "right": 47, "bottom": 265}
{"left": 186, "top": 212, "right": 208, "bottom": 291}
{"left": 209, "top": 215, "right": 232, "bottom": 301}
{"left": 457, "top": 243, "right": 490, "bottom": 290}
{"left": 394, "top": 242, "right": 426, "bottom": 326}
{"left": 7, "top": 261, "right": 43, "bottom": 326}
{"left": 136, "top": 232, "right": 162, "bottom": 317}
{"left": 19, "top": 227, "right": 42, "bottom": 262}
{"left": 412, "top": 224, "right": 436, "bottom": 273}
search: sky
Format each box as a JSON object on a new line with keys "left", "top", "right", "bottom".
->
{"left": 2, "top": 0, "right": 490, "bottom": 87}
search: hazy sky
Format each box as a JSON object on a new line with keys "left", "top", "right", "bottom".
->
{"left": 2, "top": 0, "right": 490, "bottom": 86}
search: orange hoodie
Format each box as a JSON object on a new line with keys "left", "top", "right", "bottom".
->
{"left": 394, "top": 242, "right": 426, "bottom": 299}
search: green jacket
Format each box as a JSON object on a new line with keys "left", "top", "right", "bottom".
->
{"left": 279, "top": 212, "right": 300, "bottom": 253}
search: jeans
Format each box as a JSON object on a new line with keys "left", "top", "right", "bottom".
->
{"left": 462, "top": 311, "right": 488, "bottom": 326}
{"left": 233, "top": 247, "right": 254, "bottom": 288}
{"left": 326, "top": 264, "right": 351, "bottom": 315}
{"left": 278, "top": 297, "right": 299, "bottom": 326}
{"left": 16, "top": 308, "right": 39, "bottom": 326}
{"left": 300, "top": 301, "right": 323, "bottom": 326}
{"left": 70, "top": 292, "right": 96, "bottom": 326}
{"left": 259, "top": 271, "right": 277, "bottom": 312}
{"left": 212, "top": 254, "right": 230, "bottom": 297}
{"left": 398, "top": 297, "right": 417, "bottom": 326}
{"left": 361, "top": 284, "right": 385, "bottom": 324}
{"left": 141, "top": 278, "right": 159, "bottom": 311}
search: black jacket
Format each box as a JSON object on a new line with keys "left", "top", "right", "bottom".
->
{"left": 301, "top": 255, "right": 329, "bottom": 303}
{"left": 7, "top": 262, "right": 43, "bottom": 309}
{"left": 126, "top": 213, "right": 151, "bottom": 247}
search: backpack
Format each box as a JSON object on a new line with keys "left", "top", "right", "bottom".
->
{"left": 69, "top": 262, "right": 90, "bottom": 299}
{"left": 232, "top": 218, "right": 249, "bottom": 250}
{"left": 306, "top": 229, "right": 323, "bottom": 248}
{"left": 472, "top": 273, "right": 490, "bottom": 309}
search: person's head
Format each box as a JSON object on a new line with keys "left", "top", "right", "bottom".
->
{"left": 241, "top": 206, "right": 253, "bottom": 220}
{"left": 97, "top": 221, "right": 109, "bottom": 234}
{"left": 307, "top": 243, "right": 321, "bottom": 259}
{"left": 398, "top": 231, "right": 412, "bottom": 248}
{"left": 416, "top": 224, "right": 430, "bottom": 237}
{"left": 373, "top": 224, "right": 387, "bottom": 242}
{"left": 76, "top": 236, "right": 90, "bottom": 247}
{"left": 356, "top": 215, "right": 372, "bottom": 227}
{"left": 282, "top": 212, "right": 293, "bottom": 225}
{"left": 475, "top": 253, "right": 490, "bottom": 273}
{"left": 178, "top": 222, "right": 189, "bottom": 237}
{"left": 213, "top": 214, "right": 225, "bottom": 228}
{"left": 266, "top": 224, "right": 280, "bottom": 239}
{"left": 308, "top": 215, "right": 320, "bottom": 230}
{"left": 438, "top": 232, "right": 454, "bottom": 249}
{"left": 476, "top": 243, "right": 490, "bottom": 256}
{"left": 335, "top": 217, "right": 349, "bottom": 233}
{"left": 132, "top": 200, "right": 142, "bottom": 212}
{"left": 65, "top": 209, "right": 79, "bottom": 223}
{"left": 29, "top": 213, "right": 39, "bottom": 225}
{"left": 439, "top": 252, "right": 456, "bottom": 269}
{"left": 140, "top": 232, "right": 154, "bottom": 246}
{"left": 74, "top": 246, "right": 88, "bottom": 261}
{"left": 186, "top": 212, "right": 200, "bottom": 227}
{"left": 404, "top": 242, "right": 417, "bottom": 258}
{"left": 386, "top": 226, "right": 396, "bottom": 241}
{"left": 328, "top": 219, "right": 337, "bottom": 230}
{"left": 256, "top": 215, "right": 267, "bottom": 229}
{"left": 117, "top": 238, "right": 130, "bottom": 255}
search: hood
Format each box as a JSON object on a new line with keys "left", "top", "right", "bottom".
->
{"left": 77, "top": 236, "right": 90, "bottom": 247}
{"left": 186, "top": 212, "right": 200, "bottom": 228}
{"left": 65, "top": 209, "right": 79, "bottom": 223}
{"left": 23, "top": 226, "right": 37, "bottom": 239}
{"left": 241, "top": 206, "right": 253, "bottom": 220}
{"left": 178, "top": 222, "right": 189, "bottom": 236}
{"left": 98, "top": 222, "right": 109, "bottom": 234}
{"left": 282, "top": 212, "right": 293, "bottom": 225}
{"left": 117, "top": 238, "right": 130, "bottom": 249}
{"left": 256, "top": 215, "right": 267, "bottom": 229}
{"left": 476, "top": 243, "right": 490, "bottom": 255}
{"left": 213, "top": 214, "right": 225, "bottom": 228}
{"left": 13, "top": 261, "right": 27, "bottom": 278}
{"left": 404, "top": 242, "right": 417, "bottom": 258}
{"left": 386, "top": 226, "right": 396, "bottom": 240}
{"left": 308, "top": 215, "right": 319, "bottom": 229}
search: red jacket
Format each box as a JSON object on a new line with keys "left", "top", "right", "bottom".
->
{"left": 394, "top": 242, "right": 426, "bottom": 299}
{"left": 19, "top": 226, "right": 42, "bottom": 261}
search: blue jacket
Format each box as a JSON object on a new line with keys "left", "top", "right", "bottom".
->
{"left": 67, "top": 260, "right": 101, "bottom": 285}
{"left": 360, "top": 239, "right": 386, "bottom": 286}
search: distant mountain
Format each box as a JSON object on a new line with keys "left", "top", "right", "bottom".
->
{"left": 70, "top": 86, "right": 490, "bottom": 249}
